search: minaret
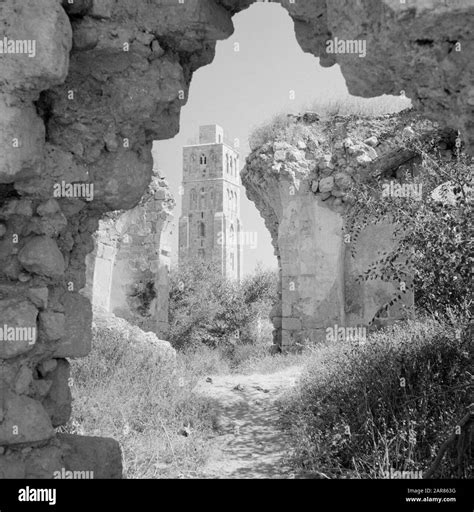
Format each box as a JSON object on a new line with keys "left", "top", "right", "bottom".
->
{"left": 178, "top": 124, "right": 243, "bottom": 281}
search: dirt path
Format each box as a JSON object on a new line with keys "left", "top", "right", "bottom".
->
{"left": 194, "top": 366, "right": 302, "bottom": 479}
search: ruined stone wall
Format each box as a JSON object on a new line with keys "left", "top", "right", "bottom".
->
{"left": 242, "top": 111, "right": 455, "bottom": 349}
{"left": 86, "top": 173, "right": 175, "bottom": 336}
{"left": 0, "top": 0, "right": 472, "bottom": 479}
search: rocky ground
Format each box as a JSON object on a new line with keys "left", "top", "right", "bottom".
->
{"left": 194, "top": 366, "right": 302, "bottom": 479}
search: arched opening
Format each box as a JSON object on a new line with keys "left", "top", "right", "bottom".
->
{"left": 198, "top": 221, "right": 205, "bottom": 238}
{"left": 3, "top": 0, "right": 470, "bottom": 482}
{"left": 199, "top": 187, "right": 206, "bottom": 209}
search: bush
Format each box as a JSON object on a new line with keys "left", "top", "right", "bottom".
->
{"left": 282, "top": 317, "right": 473, "bottom": 478}
{"left": 168, "top": 260, "right": 278, "bottom": 353}
{"left": 345, "top": 137, "right": 473, "bottom": 318}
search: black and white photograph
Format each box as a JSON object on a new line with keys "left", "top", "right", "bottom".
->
{"left": 0, "top": 0, "right": 472, "bottom": 507}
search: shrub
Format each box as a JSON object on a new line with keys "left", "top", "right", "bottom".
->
{"left": 168, "top": 260, "right": 278, "bottom": 352}
{"left": 282, "top": 317, "right": 473, "bottom": 478}
{"left": 345, "top": 136, "right": 473, "bottom": 318}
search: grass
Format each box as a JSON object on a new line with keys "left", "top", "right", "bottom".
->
{"left": 61, "top": 316, "right": 304, "bottom": 478}
{"left": 62, "top": 311, "right": 471, "bottom": 480}
{"left": 62, "top": 320, "right": 221, "bottom": 479}
{"left": 280, "top": 316, "right": 473, "bottom": 479}
{"left": 248, "top": 94, "right": 412, "bottom": 150}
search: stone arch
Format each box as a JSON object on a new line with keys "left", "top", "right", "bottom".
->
{"left": 0, "top": 0, "right": 472, "bottom": 480}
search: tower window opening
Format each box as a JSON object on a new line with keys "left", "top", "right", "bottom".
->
{"left": 198, "top": 221, "right": 205, "bottom": 238}
{"left": 200, "top": 154, "right": 207, "bottom": 165}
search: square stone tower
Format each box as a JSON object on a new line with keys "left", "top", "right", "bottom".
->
{"left": 179, "top": 124, "right": 243, "bottom": 281}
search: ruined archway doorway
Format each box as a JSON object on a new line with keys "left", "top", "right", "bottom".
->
{"left": 0, "top": 0, "right": 471, "bottom": 480}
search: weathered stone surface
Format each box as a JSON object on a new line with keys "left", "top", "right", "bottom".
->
{"left": 283, "top": 0, "right": 474, "bottom": 153}
{"left": 39, "top": 311, "right": 66, "bottom": 341}
{"left": 242, "top": 111, "right": 444, "bottom": 348}
{"left": 27, "top": 288, "right": 49, "bottom": 310}
{"left": 37, "top": 199, "right": 61, "bottom": 217}
{"left": 58, "top": 433, "right": 123, "bottom": 479}
{"left": 37, "top": 358, "right": 58, "bottom": 377}
{"left": 318, "top": 176, "right": 334, "bottom": 193}
{"left": 0, "top": 0, "right": 72, "bottom": 94}
{"left": 85, "top": 174, "right": 174, "bottom": 336}
{"left": 42, "top": 359, "right": 72, "bottom": 427}
{"left": 54, "top": 293, "right": 92, "bottom": 358}
{"left": 0, "top": 0, "right": 472, "bottom": 480}
{"left": 18, "top": 236, "right": 66, "bottom": 279}
{"left": 14, "top": 366, "right": 33, "bottom": 395}
{"left": 0, "top": 98, "right": 45, "bottom": 183}
{"left": 0, "top": 299, "right": 38, "bottom": 359}
{"left": 0, "top": 392, "right": 54, "bottom": 445}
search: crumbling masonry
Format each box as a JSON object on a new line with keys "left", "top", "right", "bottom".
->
{"left": 0, "top": 0, "right": 472, "bottom": 478}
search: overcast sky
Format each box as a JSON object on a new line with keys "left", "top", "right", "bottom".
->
{"left": 153, "top": 2, "right": 408, "bottom": 275}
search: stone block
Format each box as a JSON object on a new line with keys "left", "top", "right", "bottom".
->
{"left": 0, "top": 98, "right": 45, "bottom": 183}
{"left": 0, "top": 0, "right": 72, "bottom": 92}
{"left": 39, "top": 311, "right": 66, "bottom": 341}
{"left": 283, "top": 317, "right": 302, "bottom": 330}
{"left": 0, "top": 298, "right": 38, "bottom": 359}
{"left": 28, "top": 287, "right": 49, "bottom": 309}
{"left": 54, "top": 293, "right": 92, "bottom": 358}
{"left": 334, "top": 172, "right": 352, "bottom": 189}
{"left": 42, "top": 359, "right": 72, "bottom": 427}
{"left": 58, "top": 433, "right": 123, "bottom": 479}
{"left": 318, "top": 176, "right": 335, "bottom": 193}
{"left": 14, "top": 365, "right": 33, "bottom": 395}
{"left": 0, "top": 392, "right": 54, "bottom": 445}
{"left": 364, "top": 136, "right": 378, "bottom": 147}
{"left": 18, "top": 236, "right": 66, "bottom": 279}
